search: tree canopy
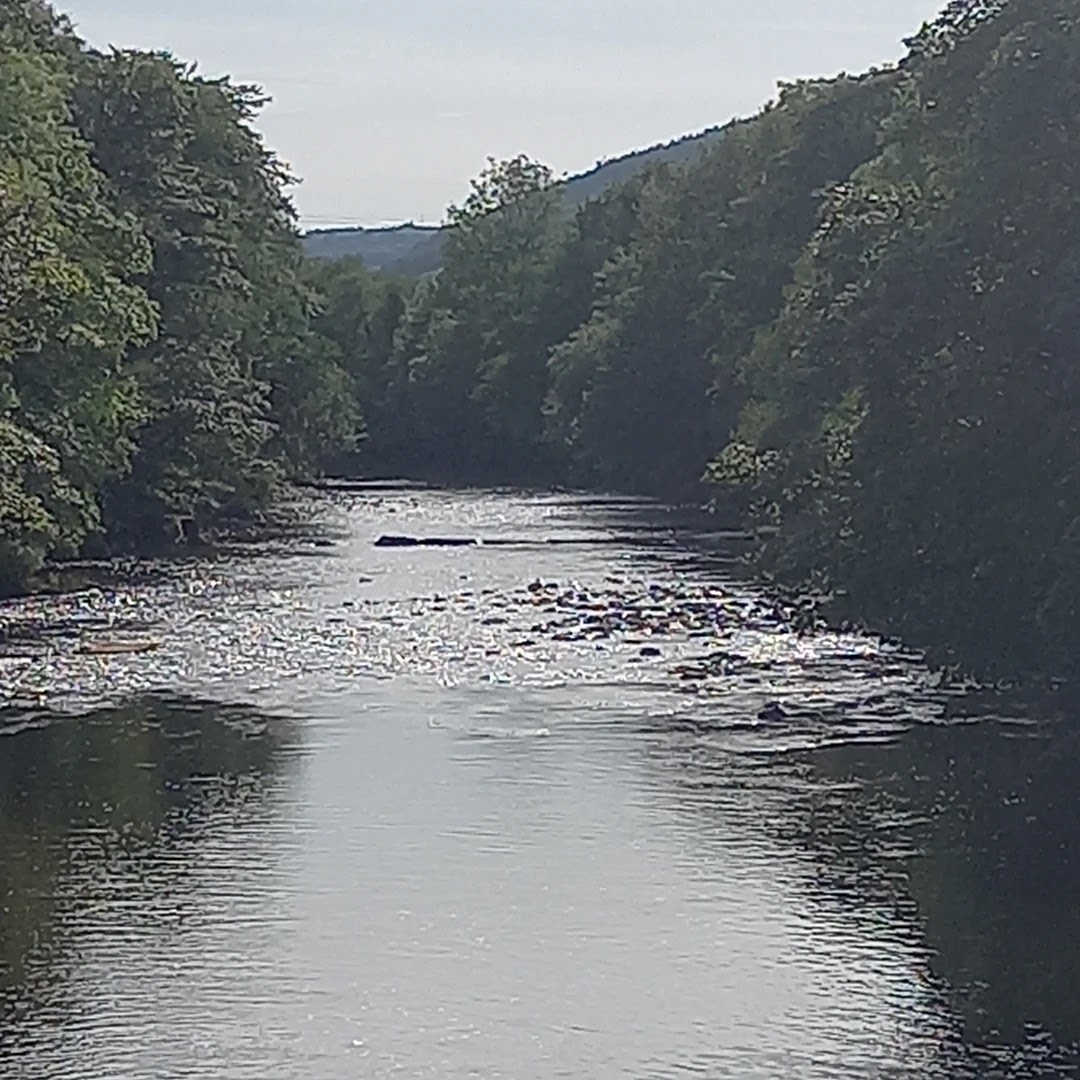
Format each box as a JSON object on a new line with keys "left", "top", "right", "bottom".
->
{"left": 715, "top": 0, "right": 1080, "bottom": 678}
{"left": 0, "top": 1, "right": 366, "bottom": 588}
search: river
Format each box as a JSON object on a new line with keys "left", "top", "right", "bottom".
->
{"left": 0, "top": 488, "right": 1077, "bottom": 1079}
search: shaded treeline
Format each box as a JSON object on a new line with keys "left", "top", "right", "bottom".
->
{"left": 6, "top": 0, "right": 1079, "bottom": 680}
{"left": 348, "top": 75, "right": 896, "bottom": 491}
{"left": 715, "top": 0, "right": 1080, "bottom": 680}
{"left": 328, "top": 0, "right": 1078, "bottom": 680}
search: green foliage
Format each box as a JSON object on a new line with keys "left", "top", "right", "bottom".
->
{"left": 71, "top": 49, "right": 320, "bottom": 537}
{"left": 302, "top": 256, "right": 408, "bottom": 469}
{"left": 377, "top": 155, "right": 565, "bottom": 479}
{"left": 372, "top": 74, "right": 893, "bottom": 496}
{"left": 719, "top": 0, "right": 1080, "bottom": 679}
{"left": 0, "top": 1, "right": 365, "bottom": 590}
{"left": 548, "top": 73, "right": 895, "bottom": 495}
{"left": 0, "top": 7, "right": 157, "bottom": 585}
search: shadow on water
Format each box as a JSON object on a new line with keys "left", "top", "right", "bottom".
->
{"left": 646, "top": 692, "right": 1080, "bottom": 1076}
{"left": 805, "top": 715, "right": 1080, "bottom": 1040}
{"left": 0, "top": 696, "right": 299, "bottom": 1033}
{"left": 554, "top": 496, "right": 759, "bottom": 578}
{"left": 583, "top": 495, "right": 1080, "bottom": 1066}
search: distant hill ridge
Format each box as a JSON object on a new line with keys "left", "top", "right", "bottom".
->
{"left": 301, "top": 122, "right": 729, "bottom": 273}
{"left": 301, "top": 221, "right": 443, "bottom": 271}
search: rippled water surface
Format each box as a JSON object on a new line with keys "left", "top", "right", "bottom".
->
{"left": 1, "top": 489, "right": 1078, "bottom": 1078}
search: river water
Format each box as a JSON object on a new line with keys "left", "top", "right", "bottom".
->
{"left": 1, "top": 488, "right": 1078, "bottom": 1079}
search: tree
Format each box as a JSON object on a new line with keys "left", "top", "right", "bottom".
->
{"left": 0, "top": 5, "right": 156, "bottom": 590}
{"left": 385, "top": 155, "right": 564, "bottom": 479}
{"left": 715, "top": 0, "right": 1080, "bottom": 679}
{"left": 548, "top": 74, "right": 895, "bottom": 496}
{"left": 71, "top": 48, "right": 353, "bottom": 542}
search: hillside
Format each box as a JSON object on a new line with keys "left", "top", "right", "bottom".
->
{"left": 301, "top": 123, "right": 728, "bottom": 273}
{"left": 561, "top": 121, "right": 727, "bottom": 203}
{"left": 302, "top": 222, "right": 443, "bottom": 270}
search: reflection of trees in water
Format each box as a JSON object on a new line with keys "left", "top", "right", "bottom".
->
{"left": 636, "top": 687, "right": 1080, "bottom": 1074}
{"left": 579, "top": 499, "right": 754, "bottom": 565}
{"left": 793, "top": 712, "right": 1080, "bottom": 1067}
{"left": 0, "top": 696, "right": 297, "bottom": 1025}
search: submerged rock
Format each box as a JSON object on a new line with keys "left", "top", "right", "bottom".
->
{"left": 757, "top": 702, "right": 788, "bottom": 722}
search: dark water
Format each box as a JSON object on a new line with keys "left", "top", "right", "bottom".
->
{"left": 1, "top": 490, "right": 1078, "bottom": 1078}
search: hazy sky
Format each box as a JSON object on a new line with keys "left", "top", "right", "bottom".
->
{"left": 60, "top": 1, "right": 942, "bottom": 229}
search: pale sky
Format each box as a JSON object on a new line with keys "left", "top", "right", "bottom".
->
{"left": 59, "top": 1, "right": 943, "bottom": 229}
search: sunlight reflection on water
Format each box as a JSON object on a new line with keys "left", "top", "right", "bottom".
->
{"left": 0, "top": 490, "right": 1076, "bottom": 1079}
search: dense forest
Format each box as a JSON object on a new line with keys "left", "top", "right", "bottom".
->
{"left": 4, "top": 0, "right": 1078, "bottom": 682}
{"left": 0, "top": 0, "right": 387, "bottom": 593}
{"left": 342, "top": 0, "right": 1074, "bottom": 682}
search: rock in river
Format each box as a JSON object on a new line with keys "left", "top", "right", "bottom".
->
{"left": 375, "top": 535, "right": 478, "bottom": 548}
